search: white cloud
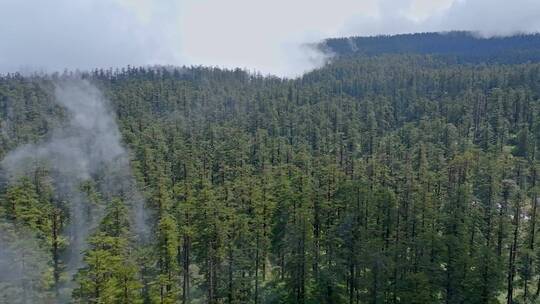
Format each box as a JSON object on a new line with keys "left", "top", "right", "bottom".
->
{"left": 438, "top": 0, "right": 540, "bottom": 36}
{"left": 0, "top": 0, "right": 539, "bottom": 77}
{"left": 177, "top": 0, "right": 378, "bottom": 76}
{"left": 0, "top": 0, "right": 181, "bottom": 73}
{"left": 407, "top": 0, "right": 454, "bottom": 22}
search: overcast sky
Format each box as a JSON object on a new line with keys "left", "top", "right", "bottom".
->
{"left": 1, "top": 0, "right": 540, "bottom": 77}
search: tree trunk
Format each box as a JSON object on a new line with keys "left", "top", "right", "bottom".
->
{"left": 506, "top": 198, "right": 520, "bottom": 304}
{"left": 182, "top": 236, "right": 190, "bottom": 304}
{"left": 52, "top": 207, "right": 61, "bottom": 297}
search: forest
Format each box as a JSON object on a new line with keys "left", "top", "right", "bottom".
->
{"left": 2, "top": 32, "right": 540, "bottom": 303}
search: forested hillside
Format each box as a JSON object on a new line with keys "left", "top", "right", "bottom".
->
{"left": 322, "top": 31, "right": 540, "bottom": 64}
{"left": 2, "top": 33, "right": 540, "bottom": 304}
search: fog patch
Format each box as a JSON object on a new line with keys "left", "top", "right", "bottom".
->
{"left": 0, "top": 78, "right": 150, "bottom": 299}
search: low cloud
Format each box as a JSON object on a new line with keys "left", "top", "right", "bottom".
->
{"left": 1, "top": 79, "right": 150, "bottom": 299}
{"left": 1, "top": 0, "right": 539, "bottom": 77}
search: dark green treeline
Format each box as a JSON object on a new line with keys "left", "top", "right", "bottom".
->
{"left": 2, "top": 54, "right": 540, "bottom": 303}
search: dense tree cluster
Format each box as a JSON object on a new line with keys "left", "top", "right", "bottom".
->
{"left": 322, "top": 31, "right": 540, "bottom": 64}
{"left": 2, "top": 34, "right": 540, "bottom": 303}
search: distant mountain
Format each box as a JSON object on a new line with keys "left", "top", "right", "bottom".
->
{"left": 320, "top": 31, "right": 540, "bottom": 64}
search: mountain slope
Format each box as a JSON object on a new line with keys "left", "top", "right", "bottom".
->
{"left": 321, "top": 31, "right": 540, "bottom": 64}
{"left": 2, "top": 33, "right": 540, "bottom": 303}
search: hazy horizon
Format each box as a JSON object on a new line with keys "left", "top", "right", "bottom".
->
{"left": 2, "top": 0, "right": 540, "bottom": 77}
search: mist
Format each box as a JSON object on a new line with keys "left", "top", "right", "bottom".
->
{"left": 2, "top": 0, "right": 540, "bottom": 77}
{"left": 0, "top": 221, "right": 49, "bottom": 303}
{"left": 0, "top": 78, "right": 149, "bottom": 300}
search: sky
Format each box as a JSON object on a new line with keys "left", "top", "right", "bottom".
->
{"left": 1, "top": 0, "right": 540, "bottom": 77}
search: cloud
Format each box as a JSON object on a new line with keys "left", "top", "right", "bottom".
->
{"left": 1, "top": 79, "right": 150, "bottom": 297}
{"left": 0, "top": 0, "right": 181, "bottom": 73}
{"left": 438, "top": 0, "right": 540, "bottom": 36}
{"left": 0, "top": 0, "right": 539, "bottom": 77}
{"left": 176, "top": 0, "right": 378, "bottom": 76}
{"left": 341, "top": 0, "right": 540, "bottom": 37}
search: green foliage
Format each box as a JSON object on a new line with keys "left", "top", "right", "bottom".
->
{"left": 74, "top": 198, "right": 142, "bottom": 304}
{"left": 3, "top": 50, "right": 540, "bottom": 303}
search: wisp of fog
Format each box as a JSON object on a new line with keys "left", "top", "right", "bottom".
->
{"left": 0, "top": 78, "right": 149, "bottom": 301}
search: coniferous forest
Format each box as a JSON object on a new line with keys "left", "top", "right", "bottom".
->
{"left": 3, "top": 32, "right": 540, "bottom": 303}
